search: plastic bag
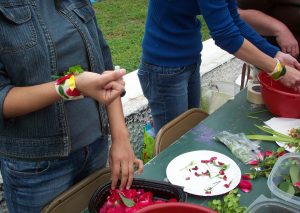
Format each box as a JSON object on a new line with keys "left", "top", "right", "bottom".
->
{"left": 141, "top": 119, "right": 155, "bottom": 163}
{"left": 201, "top": 81, "right": 239, "bottom": 114}
{"left": 214, "top": 131, "right": 261, "bottom": 164}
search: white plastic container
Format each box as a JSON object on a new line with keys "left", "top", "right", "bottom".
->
{"left": 246, "top": 195, "right": 299, "bottom": 213}
{"left": 201, "top": 81, "right": 239, "bottom": 114}
{"left": 267, "top": 153, "right": 300, "bottom": 207}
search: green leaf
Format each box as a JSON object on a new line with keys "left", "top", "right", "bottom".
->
{"left": 119, "top": 192, "right": 135, "bottom": 207}
{"left": 246, "top": 135, "right": 299, "bottom": 143}
{"left": 289, "top": 165, "right": 300, "bottom": 184}
{"left": 278, "top": 181, "right": 295, "bottom": 195}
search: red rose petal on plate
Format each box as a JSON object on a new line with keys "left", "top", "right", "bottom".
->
{"left": 239, "top": 180, "right": 252, "bottom": 193}
{"left": 224, "top": 184, "right": 230, "bottom": 188}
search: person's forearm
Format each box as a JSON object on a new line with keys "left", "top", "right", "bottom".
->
{"left": 235, "top": 39, "right": 277, "bottom": 73}
{"left": 3, "top": 81, "right": 61, "bottom": 118}
{"left": 238, "top": 9, "right": 286, "bottom": 37}
{"left": 106, "top": 98, "right": 128, "bottom": 140}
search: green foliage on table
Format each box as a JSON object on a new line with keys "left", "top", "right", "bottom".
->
{"left": 246, "top": 125, "right": 300, "bottom": 152}
{"left": 208, "top": 189, "right": 246, "bottom": 213}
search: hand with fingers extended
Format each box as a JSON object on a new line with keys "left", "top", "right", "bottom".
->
{"left": 75, "top": 69, "right": 126, "bottom": 104}
{"left": 279, "top": 65, "right": 300, "bottom": 92}
{"left": 109, "top": 130, "right": 144, "bottom": 190}
{"left": 276, "top": 28, "right": 299, "bottom": 59}
{"left": 275, "top": 52, "right": 300, "bottom": 70}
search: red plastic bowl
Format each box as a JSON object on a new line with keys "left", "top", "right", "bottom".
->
{"left": 258, "top": 71, "right": 300, "bottom": 118}
{"left": 136, "top": 202, "right": 217, "bottom": 213}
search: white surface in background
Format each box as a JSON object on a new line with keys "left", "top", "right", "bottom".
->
{"left": 121, "top": 38, "right": 234, "bottom": 106}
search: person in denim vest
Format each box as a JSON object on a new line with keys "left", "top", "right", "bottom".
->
{"left": 0, "top": 0, "right": 143, "bottom": 212}
{"left": 138, "top": 0, "right": 300, "bottom": 134}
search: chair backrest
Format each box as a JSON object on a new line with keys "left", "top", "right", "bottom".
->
{"left": 42, "top": 167, "right": 111, "bottom": 213}
{"left": 154, "top": 108, "right": 208, "bottom": 156}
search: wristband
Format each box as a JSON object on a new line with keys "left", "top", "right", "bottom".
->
{"left": 268, "top": 59, "right": 286, "bottom": 80}
{"left": 55, "top": 74, "right": 84, "bottom": 100}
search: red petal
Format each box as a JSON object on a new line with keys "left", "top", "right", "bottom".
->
{"left": 248, "top": 160, "right": 258, "bottom": 166}
{"left": 168, "top": 198, "right": 177, "bottom": 202}
{"left": 241, "top": 174, "right": 251, "bottom": 180}
{"left": 265, "top": 150, "right": 272, "bottom": 157}
{"left": 210, "top": 157, "right": 217, "bottom": 162}
{"left": 256, "top": 151, "right": 265, "bottom": 160}
{"left": 239, "top": 180, "right": 252, "bottom": 193}
{"left": 294, "top": 182, "right": 300, "bottom": 188}
{"left": 276, "top": 151, "right": 286, "bottom": 157}
{"left": 192, "top": 166, "right": 198, "bottom": 170}
{"left": 66, "top": 88, "right": 81, "bottom": 96}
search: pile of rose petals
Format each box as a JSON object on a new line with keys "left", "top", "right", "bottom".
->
{"left": 99, "top": 189, "right": 177, "bottom": 213}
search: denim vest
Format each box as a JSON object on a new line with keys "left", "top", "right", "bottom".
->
{"left": 0, "top": 0, "right": 112, "bottom": 160}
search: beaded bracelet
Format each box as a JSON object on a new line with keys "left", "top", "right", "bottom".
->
{"left": 54, "top": 65, "right": 84, "bottom": 100}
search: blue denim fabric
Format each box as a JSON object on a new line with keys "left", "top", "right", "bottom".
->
{"left": 0, "top": 136, "right": 108, "bottom": 213}
{"left": 138, "top": 59, "right": 201, "bottom": 134}
{"left": 0, "top": 0, "right": 112, "bottom": 160}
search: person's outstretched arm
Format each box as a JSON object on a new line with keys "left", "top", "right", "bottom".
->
{"left": 238, "top": 8, "right": 299, "bottom": 57}
{"left": 2, "top": 70, "right": 126, "bottom": 119}
{"left": 106, "top": 97, "right": 144, "bottom": 190}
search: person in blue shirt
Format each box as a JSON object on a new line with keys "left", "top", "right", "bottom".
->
{"left": 138, "top": 0, "right": 300, "bottom": 134}
{"left": 0, "top": 0, "right": 143, "bottom": 212}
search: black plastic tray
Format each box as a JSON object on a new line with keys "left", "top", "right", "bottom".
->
{"left": 89, "top": 178, "right": 187, "bottom": 213}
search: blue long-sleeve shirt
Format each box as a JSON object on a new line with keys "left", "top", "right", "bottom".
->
{"left": 142, "top": 0, "right": 279, "bottom": 67}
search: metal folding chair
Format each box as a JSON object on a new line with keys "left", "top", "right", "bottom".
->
{"left": 42, "top": 167, "right": 111, "bottom": 213}
{"left": 154, "top": 108, "right": 208, "bottom": 156}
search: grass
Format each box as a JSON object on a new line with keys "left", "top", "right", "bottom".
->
{"left": 94, "top": 0, "right": 210, "bottom": 72}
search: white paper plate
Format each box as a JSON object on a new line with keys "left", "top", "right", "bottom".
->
{"left": 265, "top": 118, "right": 299, "bottom": 152}
{"left": 166, "top": 150, "right": 241, "bottom": 196}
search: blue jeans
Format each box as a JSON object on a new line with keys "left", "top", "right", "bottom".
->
{"left": 0, "top": 137, "right": 108, "bottom": 213}
{"left": 138, "top": 59, "right": 201, "bottom": 134}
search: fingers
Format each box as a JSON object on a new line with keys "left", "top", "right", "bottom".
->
{"left": 126, "top": 162, "right": 134, "bottom": 190}
{"left": 134, "top": 158, "right": 144, "bottom": 175}
{"left": 110, "top": 159, "right": 144, "bottom": 190}
{"left": 111, "top": 161, "right": 120, "bottom": 190}
{"left": 100, "top": 69, "right": 126, "bottom": 86}
{"left": 293, "top": 61, "right": 300, "bottom": 71}
{"left": 291, "top": 46, "right": 297, "bottom": 58}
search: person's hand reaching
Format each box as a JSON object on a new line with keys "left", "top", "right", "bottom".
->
{"left": 109, "top": 130, "right": 144, "bottom": 190}
{"left": 275, "top": 51, "right": 300, "bottom": 70}
{"left": 276, "top": 26, "right": 299, "bottom": 58}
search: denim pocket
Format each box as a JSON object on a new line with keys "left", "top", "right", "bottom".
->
{"left": 0, "top": 4, "right": 37, "bottom": 53}
{"left": 158, "top": 66, "right": 186, "bottom": 78}
{"left": 4, "top": 159, "right": 50, "bottom": 177}
{"left": 137, "top": 64, "right": 151, "bottom": 99}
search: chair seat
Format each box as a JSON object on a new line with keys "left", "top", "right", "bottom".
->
{"left": 154, "top": 108, "right": 208, "bottom": 156}
{"left": 42, "top": 167, "right": 111, "bottom": 213}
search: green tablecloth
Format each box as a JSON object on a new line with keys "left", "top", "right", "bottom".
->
{"left": 136, "top": 89, "right": 278, "bottom": 207}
